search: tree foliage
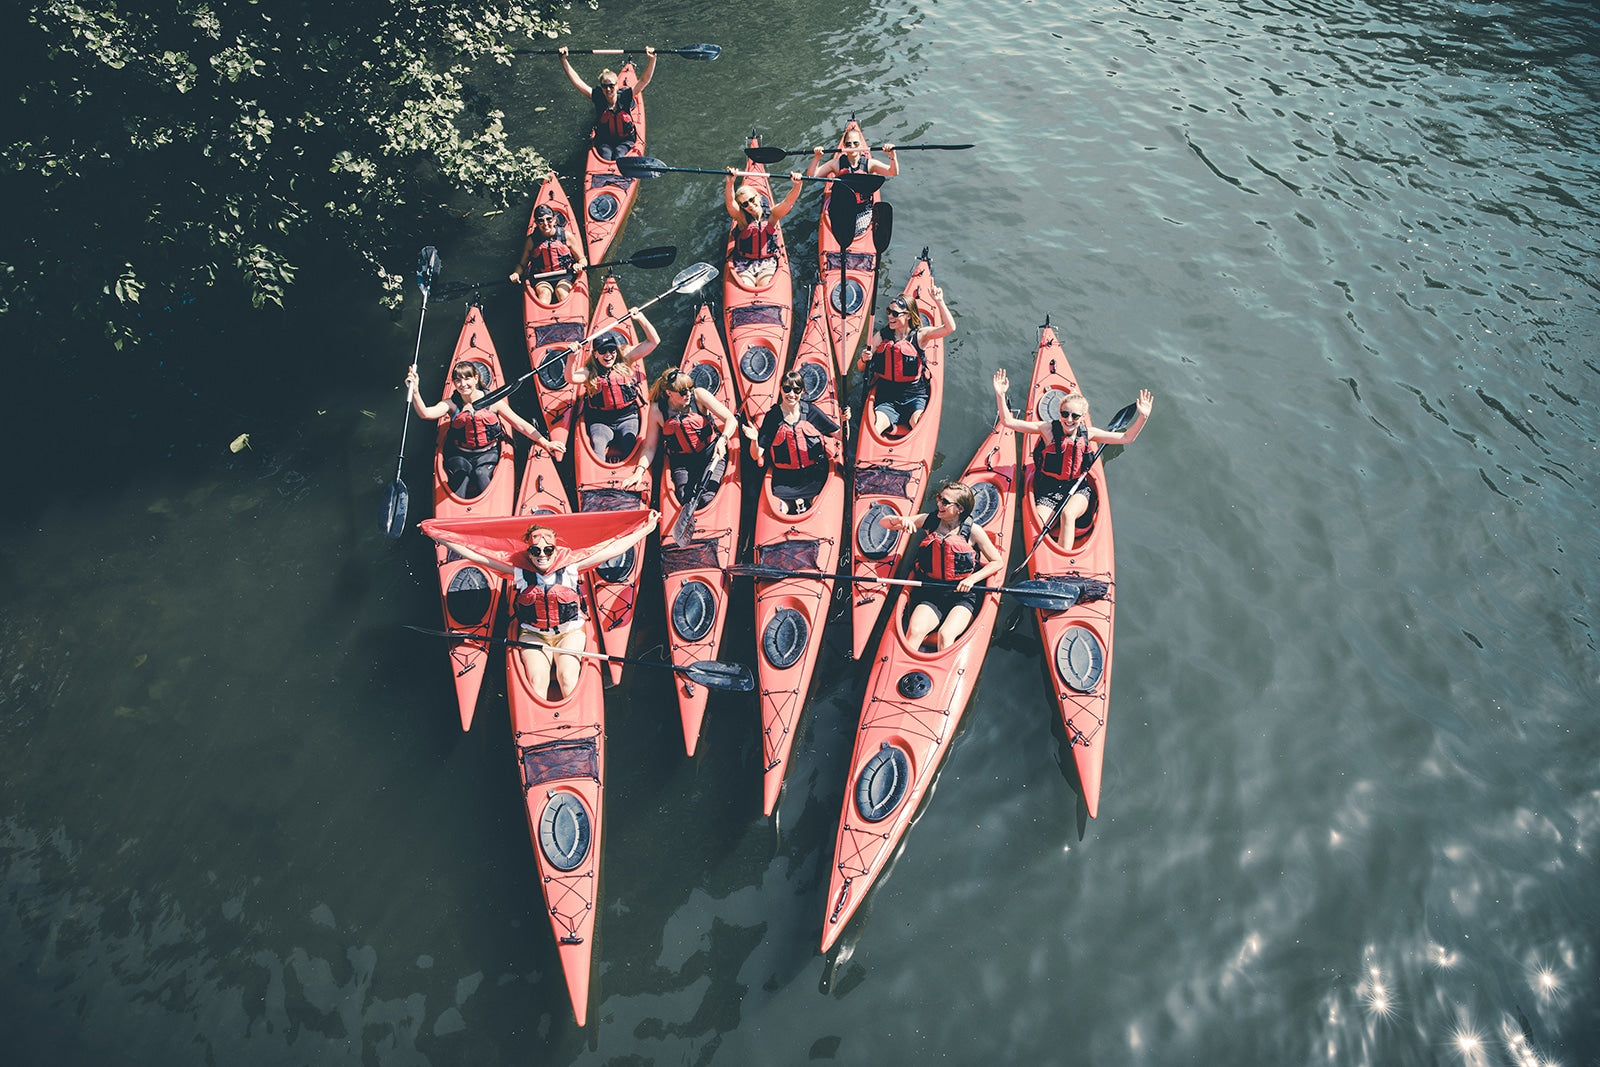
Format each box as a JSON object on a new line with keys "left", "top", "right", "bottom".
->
{"left": 1, "top": 0, "right": 584, "bottom": 350}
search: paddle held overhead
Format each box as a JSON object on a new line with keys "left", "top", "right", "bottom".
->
{"left": 380, "top": 246, "right": 442, "bottom": 539}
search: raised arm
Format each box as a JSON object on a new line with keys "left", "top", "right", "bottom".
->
{"left": 557, "top": 47, "right": 591, "bottom": 96}
{"left": 768, "top": 173, "right": 806, "bottom": 222}
{"left": 993, "top": 368, "right": 1049, "bottom": 434}
{"left": 625, "top": 308, "right": 660, "bottom": 362}
{"left": 567, "top": 510, "right": 661, "bottom": 573}
{"left": 1089, "top": 388, "right": 1154, "bottom": 446}
{"left": 405, "top": 367, "right": 452, "bottom": 420}
{"left": 724, "top": 168, "right": 742, "bottom": 222}
{"left": 917, "top": 284, "right": 955, "bottom": 344}
{"left": 875, "top": 144, "right": 900, "bottom": 178}
{"left": 635, "top": 47, "right": 657, "bottom": 92}
{"left": 429, "top": 537, "right": 517, "bottom": 577}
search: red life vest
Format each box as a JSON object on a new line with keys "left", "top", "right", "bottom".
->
{"left": 447, "top": 396, "right": 502, "bottom": 450}
{"left": 916, "top": 519, "right": 977, "bottom": 581}
{"left": 734, "top": 218, "right": 779, "bottom": 260}
{"left": 872, "top": 333, "right": 923, "bottom": 384}
{"left": 833, "top": 152, "right": 873, "bottom": 212}
{"left": 593, "top": 86, "right": 637, "bottom": 144}
{"left": 1034, "top": 420, "right": 1090, "bottom": 480}
{"left": 663, "top": 398, "right": 716, "bottom": 455}
{"left": 512, "top": 559, "right": 586, "bottom": 632}
{"left": 588, "top": 368, "right": 640, "bottom": 411}
{"left": 529, "top": 235, "right": 573, "bottom": 275}
{"left": 769, "top": 416, "right": 825, "bottom": 470}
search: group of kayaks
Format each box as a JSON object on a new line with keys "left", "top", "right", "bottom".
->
{"left": 399, "top": 60, "right": 1133, "bottom": 1026}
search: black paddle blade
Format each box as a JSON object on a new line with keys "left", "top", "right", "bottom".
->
{"left": 684, "top": 659, "right": 753, "bottom": 690}
{"left": 416, "top": 246, "right": 441, "bottom": 296}
{"left": 826, "top": 189, "right": 860, "bottom": 252}
{"left": 872, "top": 202, "right": 893, "bottom": 254}
{"left": 616, "top": 154, "right": 667, "bottom": 180}
{"left": 381, "top": 480, "right": 408, "bottom": 539}
{"left": 836, "top": 172, "right": 887, "bottom": 198}
{"left": 1010, "top": 579, "right": 1082, "bottom": 613}
{"left": 744, "top": 145, "right": 790, "bottom": 166}
{"left": 1105, "top": 402, "right": 1139, "bottom": 432}
{"left": 626, "top": 244, "right": 678, "bottom": 270}
{"left": 674, "top": 43, "right": 721, "bottom": 60}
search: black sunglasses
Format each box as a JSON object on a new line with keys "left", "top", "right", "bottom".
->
{"left": 527, "top": 544, "right": 557, "bottom": 558}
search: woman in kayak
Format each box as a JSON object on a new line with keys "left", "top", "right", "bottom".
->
{"left": 878, "top": 481, "right": 1004, "bottom": 651}
{"left": 807, "top": 124, "right": 897, "bottom": 237}
{"left": 724, "top": 168, "right": 805, "bottom": 288}
{"left": 558, "top": 45, "right": 657, "bottom": 161}
{"left": 747, "top": 370, "right": 844, "bottom": 514}
{"left": 510, "top": 203, "right": 586, "bottom": 304}
{"left": 634, "top": 368, "right": 740, "bottom": 505}
{"left": 994, "top": 369, "right": 1154, "bottom": 548}
{"left": 405, "top": 360, "right": 555, "bottom": 497}
{"left": 570, "top": 310, "right": 657, "bottom": 461}
{"left": 855, "top": 285, "right": 954, "bottom": 435}
{"left": 431, "top": 514, "right": 659, "bottom": 700}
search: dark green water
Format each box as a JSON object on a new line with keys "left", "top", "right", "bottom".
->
{"left": 4, "top": 0, "right": 1599, "bottom": 1064}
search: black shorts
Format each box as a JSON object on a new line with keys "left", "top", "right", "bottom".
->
{"left": 1035, "top": 478, "right": 1097, "bottom": 530}
{"left": 906, "top": 583, "right": 980, "bottom": 620}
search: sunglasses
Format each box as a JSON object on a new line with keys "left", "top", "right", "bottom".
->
{"left": 936, "top": 497, "right": 961, "bottom": 508}
{"left": 600, "top": 81, "right": 618, "bottom": 90}
{"left": 843, "top": 141, "right": 863, "bottom": 147}
{"left": 781, "top": 384, "right": 804, "bottom": 395}
{"left": 527, "top": 544, "right": 557, "bottom": 558}
{"left": 1061, "top": 411, "right": 1084, "bottom": 423}
{"left": 738, "top": 197, "right": 758, "bottom": 207}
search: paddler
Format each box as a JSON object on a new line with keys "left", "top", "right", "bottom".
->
{"left": 635, "top": 368, "right": 740, "bottom": 505}
{"left": 405, "top": 360, "right": 556, "bottom": 497}
{"left": 854, "top": 286, "right": 954, "bottom": 435}
{"left": 994, "top": 369, "right": 1155, "bottom": 548}
{"left": 746, "top": 370, "right": 844, "bottom": 515}
{"left": 430, "top": 514, "right": 659, "bottom": 700}
{"left": 570, "top": 310, "right": 656, "bottom": 461}
{"left": 807, "top": 124, "right": 898, "bottom": 237}
{"left": 510, "top": 203, "right": 586, "bottom": 304}
{"left": 558, "top": 45, "right": 657, "bottom": 161}
{"left": 878, "top": 481, "right": 1005, "bottom": 651}
{"left": 725, "top": 168, "right": 805, "bottom": 289}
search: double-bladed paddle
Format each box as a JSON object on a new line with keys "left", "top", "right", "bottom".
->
{"left": 1008, "top": 401, "right": 1140, "bottom": 580}
{"left": 744, "top": 143, "right": 974, "bottom": 165}
{"left": 666, "top": 448, "right": 729, "bottom": 547}
{"left": 726, "top": 565, "right": 1084, "bottom": 613}
{"left": 615, "top": 154, "right": 886, "bottom": 199}
{"left": 406, "top": 624, "right": 753, "bottom": 690}
{"left": 514, "top": 43, "right": 722, "bottom": 61}
{"left": 380, "top": 246, "right": 442, "bottom": 539}
{"left": 472, "top": 261, "right": 718, "bottom": 410}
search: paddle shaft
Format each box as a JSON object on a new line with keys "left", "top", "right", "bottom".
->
{"left": 731, "top": 566, "right": 1072, "bottom": 603}
{"left": 383, "top": 247, "right": 440, "bottom": 537}
{"left": 517, "top": 44, "right": 720, "bottom": 59}
{"left": 526, "top": 244, "right": 675, "bottom": 282}
{"left": 746, "top": 143, "right": 974, "bottom": 164}
{"left": 406, "top": 625, "right": 750, "bottom": 689}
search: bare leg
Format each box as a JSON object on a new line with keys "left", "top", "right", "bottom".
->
{"left": 933, "top": 604, "right": 976, "bottom": 651}
{"left": 904, "top": 602, "right": 944, "bottom": 652}
{"left": 521, "top": 643, "right": 556, "bottom": 700}
{"left": 552, "top": 629, "right": 587, "bottom": 698}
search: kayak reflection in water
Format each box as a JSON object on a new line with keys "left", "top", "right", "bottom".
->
{"left": 430, "top": 514, "right": 658, "bottom": 699}
{"left": 636, "top": 368, "right": 739, "bottom": 503}
{"left": 406, "top": 362, "right": 553, "bottom": 498}
{"left": 994, "top": 369, "right": 1154, "bottom": 549}
{"left": 854, "top": 286, "right": 954, "bottom": 435}
{"left": 559, "top": 44, "right": 657, "bottom": 162}
{"left": 746, "top": 370, "right": 843, "bottom": 515}
{"left": 879, "top": 481, "right": 1004, "bottom": 651}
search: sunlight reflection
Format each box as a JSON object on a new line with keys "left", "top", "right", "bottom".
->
{"left": 1448, "top": 1020, "right": 1489, "bottom": 1067}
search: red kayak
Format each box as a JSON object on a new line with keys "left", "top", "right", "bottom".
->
{"left": 430, "top": 301, "right": 517, "bottom": 730}
{"left": 1018, "top": 324, "right": 1117, "bottom": 818}
{"left": 723, "top": 133, "right": 793, "bottom": 424}
{"left": 568, "top": 272, "right": 653, "bottom": 686}
{"left": 816, "top": 118, "right": 881, "bottom": 377}
{"left": 657, "top": 302, "right": 742, "bottom": 754}
{"left": 846, "top": 251, "right": 943, "bottom": 659}
{"left": 521, "top": 172, "right": 593, "bottom": 447}
{"left": 581, "top": 60, "right": 645, "bottom": 269}
{"left": 419, "top": 508, "right": 652, "bottom": 1028}
{"left": 752, "top": 283, "right": 846, "bottom": 815}
{"left": 822, "top": 418, "right": 1019, "bottom": 951}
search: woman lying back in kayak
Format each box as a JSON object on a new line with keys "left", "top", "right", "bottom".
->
{"left": 431, "top": 515, "right": 658, "bottom": 699}
{"left": 634, "top": 368, "right": 740, "bottom": 503}
{"left": 570, "top": 310, "right": 657, "bottom": 461}
{"left": 406, "top": 361, "right": 554, "bottom": 497}
{"left": 725, "top": 168, "right": 804, "bottom": 288}
{"left": 878, "top": 481, "right": 1004, "bottom": 651}
{"left": 994, "top": 369, "right": 1154, "bottom": 549}
{"left": 558, "top": 45, "right": 657, "bottom": 161}
{"left": 855, "top": 285, "right": 954, "bottom": 435}
{"left": 511, "top": 203, "right": 586, "bottom": 304}
{"left": 807, "top": 123, "right": 897, "bottom": 237}
{"left": 747, "top": 370, "right": 844, "bottom": 514}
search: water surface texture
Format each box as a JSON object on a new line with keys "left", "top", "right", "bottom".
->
{"left": 4, "top": 0, "right": 1598, "bottom": 1064}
